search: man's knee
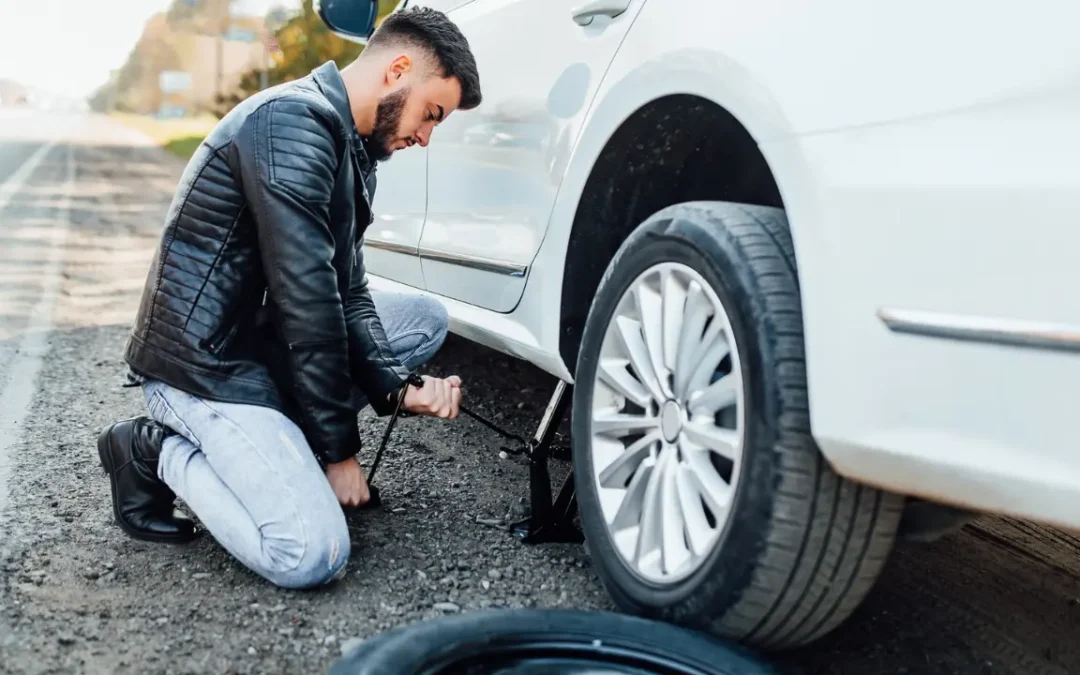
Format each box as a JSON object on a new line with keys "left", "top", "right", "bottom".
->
{"left": 416, "top": 295, "right": 449, "bottom": 348}
{"left": 401, "top": 296, "right": 448, "bottom": 367}
{"left": 263, "top": 520, "right": 351, "bottom": 590}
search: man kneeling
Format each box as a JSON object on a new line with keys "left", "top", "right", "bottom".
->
{"left": 97, "top": 7, "right": 481, "bottom": 589}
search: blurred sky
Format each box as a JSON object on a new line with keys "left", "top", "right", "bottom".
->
{"left": 0, "top": 0, "right": 300, "bottom": 99}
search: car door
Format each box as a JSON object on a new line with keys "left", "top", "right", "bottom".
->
{"left": 361, "top": 130, "right": 427, "bottom": 289}
{"left": 418, "top": 0, "right": 646, "bottom": 312}
{"left": 362, "top": 0, "right": 479, "bottom": 290}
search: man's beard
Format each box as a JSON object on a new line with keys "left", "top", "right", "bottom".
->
{"left": 366, "top": 88, "right": 408, "bottom": 163}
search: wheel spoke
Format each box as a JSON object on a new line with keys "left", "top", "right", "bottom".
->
{"left": 598, "top": 358, "right": 652, "bottom": 409}
{"left": 689, "top": 372, "right": 740, "bottom": 415}
{"left": 674, "top": 281, "right": 710, "bottom": 398}
{"left": 660, "top": 452, "right": 691, "bottom": 574}
{"left": 593, "top": 412, "right": 658, "bottom": 437}
{"left": 598, "top": 432, "right": 661, "bottom": 489}
{"left": 661, "top": 270, "right": 686, "bottom": 374}
{"left": 634, "top": 278, "right": 672, "bottom": 399}
{"left": 634, "top": 452, "right": 666, "bottom": 572}
{"left": 685, "top": 331, "right": 731, "bottom": 400}
{"left": 676, "top": 464, "right": 717, "bottom": 557}
{"left": 685, "top": 449, "right": 732, "bottom": 517}
{"left": 682, "top": 421, "right": 738, "bottom": 460}
{"left": 611, "top": 456, "right": 655, "bottom": 530}
{"left": 614, "top": 315, "right": 666, "bottom": 403}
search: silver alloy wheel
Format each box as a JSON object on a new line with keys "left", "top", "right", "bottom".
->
{"left": 590, "top": 262, "right": 744, "bottom": 584}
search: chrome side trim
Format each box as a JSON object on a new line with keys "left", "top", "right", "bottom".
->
{"left": 362, "top": 238, "right": 417, "bottom": 256}
{"left": 418, "top": 247, "right": 527, "bottom": 277}
{"left": 878, "top": 308, "right": 1080, "bottom": 354}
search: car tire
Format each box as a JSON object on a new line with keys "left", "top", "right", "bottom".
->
{"left": 326, "top": 608, "right": 778, "bottom": 674}
{"left": 571, "top": 201, "right": 905, "bottom": 650}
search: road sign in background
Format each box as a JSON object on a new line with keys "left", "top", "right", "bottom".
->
{"left": 159, "top": 71, "right": 193, "bottom": 94}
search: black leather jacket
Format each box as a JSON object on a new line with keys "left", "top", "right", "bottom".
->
{"left": 125, "top": 61, "right": 409, "bottom": 465}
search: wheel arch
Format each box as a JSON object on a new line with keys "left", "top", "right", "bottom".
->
{"left": 545, "top": 53, "right": 814, "bottom": 374}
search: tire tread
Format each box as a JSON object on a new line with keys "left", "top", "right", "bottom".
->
{"left": 688, "top": 202, "right": 903, "bottom": 649}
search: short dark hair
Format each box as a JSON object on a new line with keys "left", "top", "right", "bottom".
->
{"left": 366, "top": 6, "right": 482, "bottom": 111}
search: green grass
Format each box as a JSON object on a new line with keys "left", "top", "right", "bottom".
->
{"left": 110, "top": 113, "right": 219, "bottom": 160}
{"left": 163, "top": 134, "right": 209, "bottom": 159}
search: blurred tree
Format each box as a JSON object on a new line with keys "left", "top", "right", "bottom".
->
{"left": 89, "top": 12, "right": 185, "bottom": 113}
{"left": 166, "top": 0, "right": 234, "bottom": 34}
{"left": 89, "top": 0, "right": 236, "bottom": 114}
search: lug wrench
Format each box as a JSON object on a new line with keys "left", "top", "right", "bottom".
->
{"left": 366, "top": 374, "right": 529, "bottom": 484}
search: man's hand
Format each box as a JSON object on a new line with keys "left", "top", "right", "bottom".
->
{"left": 401, "top": 375, "right": 462, "bottom": 419}
{"left": 325, "top": 458, "right": 372, "bottom": 508}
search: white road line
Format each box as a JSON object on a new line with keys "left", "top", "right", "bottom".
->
{"left": 0, "top": 143, "right": 73, "bottom": 514}
{"left": 0, "top": 141, "right": 57, "bottom": 215}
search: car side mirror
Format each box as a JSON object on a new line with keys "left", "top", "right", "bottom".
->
{"left": 315, "top": 0, "right": 409, "bottom": 44}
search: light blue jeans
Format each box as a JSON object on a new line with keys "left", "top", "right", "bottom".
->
{"left": 141, "top": 291, "right": 448, "bottom": 590}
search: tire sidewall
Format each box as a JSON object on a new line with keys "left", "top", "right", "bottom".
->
{"left": 327, "top": 608, "right": 778, "bottom": 675}
{"left": 572, "top": 205, "right": 783, "bottom": 623}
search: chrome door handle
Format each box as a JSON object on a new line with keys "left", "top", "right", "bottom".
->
{"left": 572, "top": 0, "right": 631, "bottom": 26}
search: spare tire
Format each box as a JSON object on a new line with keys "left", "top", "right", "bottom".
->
{"left": 326, "top": 608, "right": 778, "bottom": 675}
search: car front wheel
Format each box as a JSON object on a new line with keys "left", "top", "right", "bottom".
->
{"left": 571, "top": 201, "right": 904, "bottom": 650}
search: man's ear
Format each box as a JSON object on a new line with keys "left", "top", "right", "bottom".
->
{"left": 385, "top": 54, "right": 413, "bottom": 84}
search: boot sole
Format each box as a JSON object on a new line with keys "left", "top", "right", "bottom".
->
{"left": 97, "top": 424, "right": 200, "bottom": 545}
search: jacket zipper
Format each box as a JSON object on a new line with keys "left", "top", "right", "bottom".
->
{"left": 203, "top": 303, "right": 244, "bottom": 354}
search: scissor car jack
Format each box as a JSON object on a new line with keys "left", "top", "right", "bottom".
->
{"left": 367, "top": 375, "right": 583, "bottom": 545}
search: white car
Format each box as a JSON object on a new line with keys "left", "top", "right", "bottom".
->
{"left": 321, "top": 0, "right": 1080, "bottom": 650}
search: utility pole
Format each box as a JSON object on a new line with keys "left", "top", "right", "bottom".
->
{"left": 260, "top": 11, "right": 284, "bottom": 92}
{"left": 260, "top": 40, "right": 269, "bottom": 91}
{"left": 216, "top": 28, "right": 224, "bottom": 100}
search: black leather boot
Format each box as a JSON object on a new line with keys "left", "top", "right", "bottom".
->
{"left": 97, "top": 416, "right": 200, "bottom": 543}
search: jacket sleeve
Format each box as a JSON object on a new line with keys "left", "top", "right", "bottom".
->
{"left": 344, "top": 245, "right": 410, "bottom": 415}
{"left": 234, "top": 96, "right": 361, "bottom": 464}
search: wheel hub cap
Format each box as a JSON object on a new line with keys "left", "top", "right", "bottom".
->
{"left": 589, "top": 262, "right": 745, "bottom": 585}
{"left": 660, "top": 400, "right": 682, "bottom": 443}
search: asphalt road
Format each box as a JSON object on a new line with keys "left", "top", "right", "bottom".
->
{"left": 1, "top": 110, "right": 1079, "bottom": 675}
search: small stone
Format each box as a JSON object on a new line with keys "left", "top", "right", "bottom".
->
{"left": 392, "top": 508, "right": 406, "bottom": 514}
{"left": 58, "top": 634, "right": 76, "bottom": 646}
{"left": 487, "top": 569, "right": 502, "bottom": 580}
{"left": 324, "top": 635, "right": 337, "bottom": 646}
{"left": 155, "top": 617, "right": 169, "bottom": 626}
{"left": 192, "top": 573, "right": 210, "bottom": 580}
{"left": 481, "top": 580, "right": 491, "bottom": 591}
{"left": 498, "top": 451, "right": 509, "bottom": 460}
{"left": 248, "top": 647, "right": 258, "bottom": 656}
{"left": 433, "top": 602, "right": 460, "bottom": 613}
{"left": 416, "top": 570, "right": 427, "bottom": 581}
